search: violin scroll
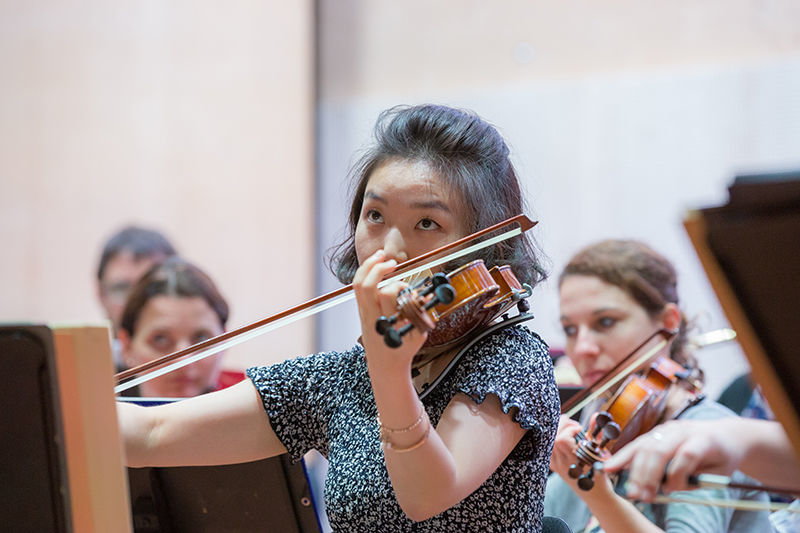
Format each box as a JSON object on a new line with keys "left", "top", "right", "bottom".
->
{"left": 568, "top": 412, "right": 621, "bottom": 490}
{"left": 375, "top": 273, "right": 456, "bottom": 348}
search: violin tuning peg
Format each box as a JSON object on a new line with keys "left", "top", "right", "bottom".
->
{"left": 577, "top": 473, "right": 595, "bottom": 491}
{"left": 383, "top": 328, "right": 403, "bottom": 348}
{"left": 591, "top": 411, "right": 612, "bottom": 439}
{"left": 376, "top": 316, "right": 396, "bottom": 335}
{"left": 430, "top": 273, "right": 449, "bottom": 287}
{"left": 603, "top": 421, "right": 621, "bottom": 441}
{"left": 433, "top": 284, "right": 455, "bottom": 305}
{"left": 568, "top": 463, "right": 583, "bottom": 479}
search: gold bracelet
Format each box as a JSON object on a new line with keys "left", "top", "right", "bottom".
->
{"left": 377, "top": 403, "right": 425, "bottom": 434}
{"left": 382, "top": 419, "right": 431, "bottom": 453}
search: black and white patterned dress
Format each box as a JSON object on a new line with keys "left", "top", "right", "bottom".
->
{"left": 246, "top": 325, "right": 560, "bottom": 532}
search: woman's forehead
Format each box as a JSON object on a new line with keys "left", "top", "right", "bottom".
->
{"left": 138, "top": 296, "right": 220, "bottom": 327}
{"left": 560, "top": 275, "right": 638, "bottom": 309}
{"left": 365, "top": 160, "right": 463, "bottom": 211}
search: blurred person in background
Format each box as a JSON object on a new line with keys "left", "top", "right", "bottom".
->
{"left": 118, "top": 256, "right": 237, "bottom": 398}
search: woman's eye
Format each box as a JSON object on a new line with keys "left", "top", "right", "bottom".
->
{"left": 149, "top": 334, "right": 172, "bottom": 350}
{"left": 366, "top": 209, "right": 383, "bottom": 223}
{"left": 596, "top": 317, "right": 617, "bottom": 329}
{"left": 192, "top": 332, "right": 213, "bottom": 344}
{"left": 562, "top": 324, "right": 577, "bottom": 337}
{"left": 416, "top": 218, "right": 440, "bottom": 231}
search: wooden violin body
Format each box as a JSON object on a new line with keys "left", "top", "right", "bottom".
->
{"left": 376, "top": 259, "right": 532, "bottom": 349}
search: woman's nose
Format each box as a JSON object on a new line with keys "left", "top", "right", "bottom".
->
{"left": 175, "top": 339, "right": 193, "bottom": 354}
{"left": 382, "top": 227, "right": 408, "bottom": 263}
{"left": 572, "top": 327, "right": 600, "bottom": 360}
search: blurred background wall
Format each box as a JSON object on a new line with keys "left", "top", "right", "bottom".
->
{"left": 1, "top": 1, "right": 315, "bottom": 370}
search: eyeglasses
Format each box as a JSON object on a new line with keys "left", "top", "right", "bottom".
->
{"left": 101, "top": 281, "right": 134, "bottom": 303}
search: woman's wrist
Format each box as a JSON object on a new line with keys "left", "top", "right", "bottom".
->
{"left": 366, "top": 349, "right": 414, "bottom": 383}
{"left": 378, "top": 404, "right": 431, "bottom": 452}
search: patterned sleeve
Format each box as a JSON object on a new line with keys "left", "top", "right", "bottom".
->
{"left": 245, "top": 348, "right": 354, "bottom": 462}
{"left": 454, "top": 325, "right": 561, "bottom": 459}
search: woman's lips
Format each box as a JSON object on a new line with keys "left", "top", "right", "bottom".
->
{"left": 584, "top": 370, "right": 609, "bottom": 385}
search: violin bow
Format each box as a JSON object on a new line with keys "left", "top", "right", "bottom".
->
{"left": 612, "top": 468, "right": 800, "bottom": 513}
{"left": 648, "top": 494, "right": 800, "bottom": 514}
{"left": 115, "top": 214, "right": 537, "bottom": 393}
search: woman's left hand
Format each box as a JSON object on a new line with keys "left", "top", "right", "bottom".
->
{"left": 551, "top": 414, "right": 616, "bottom": 497}
{"left": 352, "top": 249, "right": 428, "bottom": 377}
{"left": 550, "top": 414, "right": 583, "bottom": 478}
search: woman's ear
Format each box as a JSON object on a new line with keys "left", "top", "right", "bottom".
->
{"left": 661, "top": 303, "right": 682, "bottom": 332}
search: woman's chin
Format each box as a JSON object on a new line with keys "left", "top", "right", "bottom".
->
{"left": 582, "top": 371, "right": 607, "bottom": 387}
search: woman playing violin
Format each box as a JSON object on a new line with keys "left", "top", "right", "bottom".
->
{"left": 118, "top": 104, "right": 560, "bottom": 531}
{"left": 544, "top": 239, "right": 772, "bottom": 533}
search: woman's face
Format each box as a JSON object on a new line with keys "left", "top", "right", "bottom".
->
{"left": 354, "top": 159, "right": 468, "bottom": 265}
{"left": 121, "top": 295, "right": 223, "bottom": 398}
{"left": 559, "top": 275, "right": 667, "bottom": 387}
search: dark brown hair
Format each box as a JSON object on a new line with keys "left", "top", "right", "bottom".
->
{"left": 559, "top": 239, "right": 700, "bottom": 377}
{"left": 97, "top": 225, "right": 177, "bottom": 281}
{"left": 327, "top": 104, "right": 547, "bottom": 286}
{"left": 120, "top": 256, "right": 229, "bottom": 336}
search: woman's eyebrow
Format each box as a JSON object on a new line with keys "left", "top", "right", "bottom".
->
{"left": 364, "top": 191, "right": 451, "bottom": 213}
{"left": 409, "top": 200, "right": 451, "bottom": 212}
{"left": 363, "top": 191, "right": 387, "bottom": 204}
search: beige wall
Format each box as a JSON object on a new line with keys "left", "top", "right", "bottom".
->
{"left": 1, "top": 1, "right": 315, "bottom": 370}
{"left": 321, "top": 0, "right": 800, "bottom": 99}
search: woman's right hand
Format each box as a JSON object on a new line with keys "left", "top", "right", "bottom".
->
{"left": 603, "top": 419, "right": 747, "bottom": 500}
{"left": 352, "top": 249, "right": 427, "bottom": 379}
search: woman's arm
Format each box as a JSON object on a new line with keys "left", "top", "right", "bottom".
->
{"left": 353, "top": 250, "right": 528, "bottom": 521}
{"left": 380, "top": 385, "right": 527, "bottom": 521}
{"left": 118, "top": 379, "right": 286, "bottom": 467}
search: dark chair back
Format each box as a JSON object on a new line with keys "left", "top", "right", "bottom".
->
{"left": 542, "top": 515, "right": 573, "bottom": 533}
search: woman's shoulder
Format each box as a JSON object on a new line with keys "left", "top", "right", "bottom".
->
{"left": 677, "top": 397, "right": 739, "bottom": 421}
{"left": 453, "top": 323, "right": 559, "bottom": 432}
{"left": 468, "top": 323, "right": 551, "bottom": 369}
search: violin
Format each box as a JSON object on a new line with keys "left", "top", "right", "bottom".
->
{"left": 568, "top": 356, "right": 701, "bottom": 490}
{"left": 375, "top": 260, "right": 532, "bottom": 349}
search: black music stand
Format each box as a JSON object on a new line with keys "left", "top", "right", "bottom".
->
{"left": 684, "top": 170, "right": 800, "bottom": 457}
{"left": 123, "top": 397, "right": 321, "bottom": 533}
{"left": 0, "top": 325, "right": 71, "bottom": 532}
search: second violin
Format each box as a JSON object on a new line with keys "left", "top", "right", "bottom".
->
{"left": 568, "top": 355, "right": 702, "bottom": 490}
